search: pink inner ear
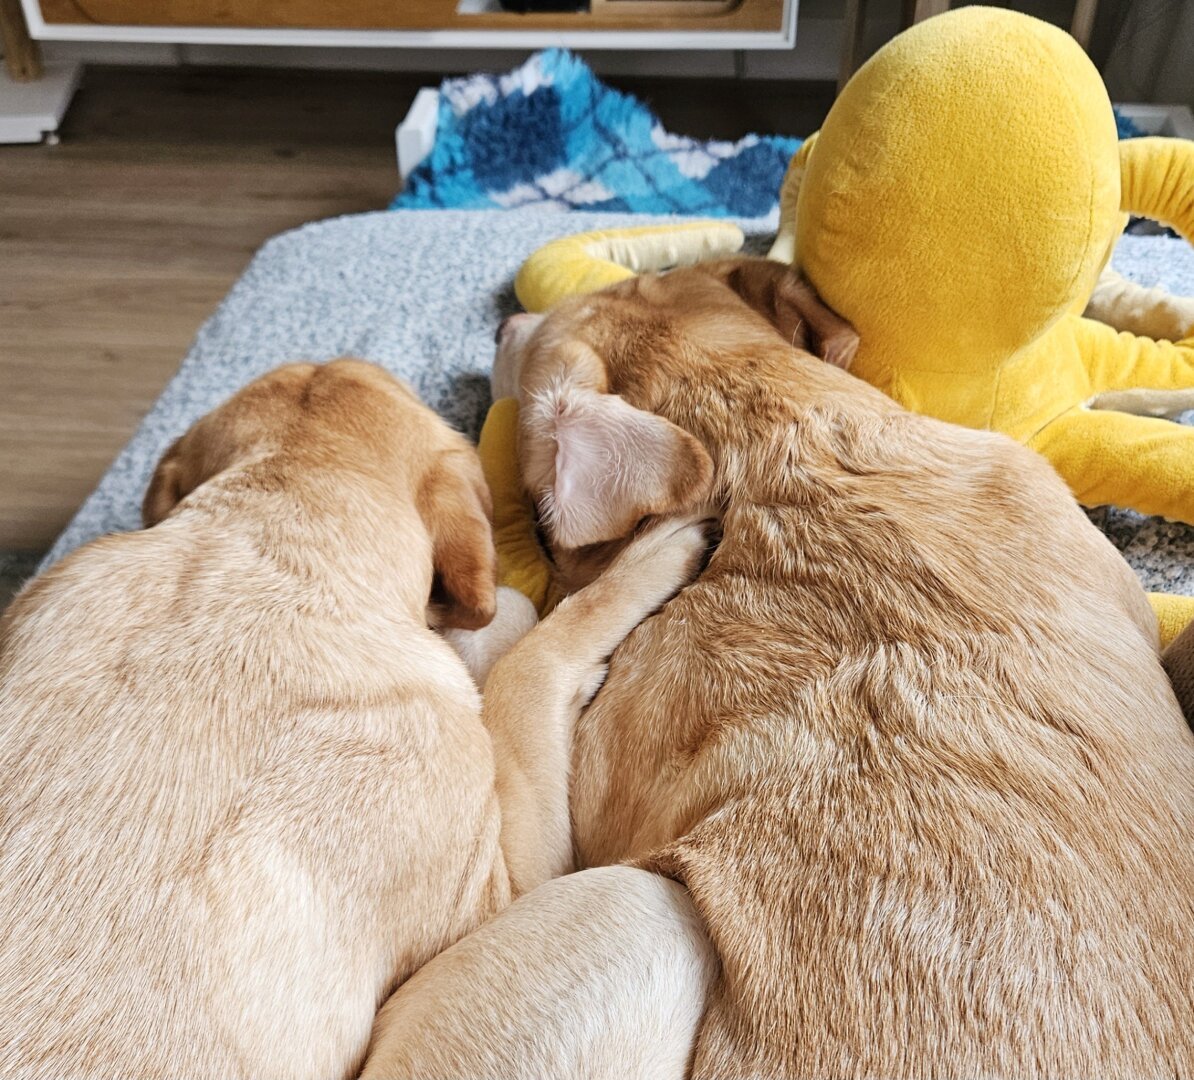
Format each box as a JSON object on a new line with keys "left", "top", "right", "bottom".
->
{"left": 554, "top": 432, "right": 577, "bottom": 507}
{"left": 555, "top": 461, "right": 576, "bottom": 506}
{"left": 537, "top": 380, "right": 695, "bottom": 549}
{"left": 549, "top": 388, "right": 612, "bottom": 542}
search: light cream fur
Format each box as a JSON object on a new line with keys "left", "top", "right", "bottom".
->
{"left": 0, "top": 359, "right": 705, "bottom": 1080}
{"left": 362, "top": 866, "right": 718, "bottom": 1080}
{"left": 442, "top": 585, "right": 540, "bottom": 687}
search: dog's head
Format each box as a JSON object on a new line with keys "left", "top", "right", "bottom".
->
{"left": 143, "top": 359, "right": 497, "bottom": 629}
{"left": 494, "top": 258, "right": 854, "bottom": 580}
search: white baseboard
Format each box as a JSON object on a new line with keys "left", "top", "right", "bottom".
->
{"left": 397, "top": 86, "right": 441, "bottom": 183}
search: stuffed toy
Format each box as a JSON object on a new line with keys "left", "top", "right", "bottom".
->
{"left": 766, "top": 7, "right": 1194, "bottom": 533}
{"left": 494, "top": 7, "right": 1194, "bottom": 644}
{"left": 477, "top": 396, "right": 562, "bottom": 615}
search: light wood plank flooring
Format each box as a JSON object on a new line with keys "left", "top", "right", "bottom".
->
{"left": 1, "top": 65, "right": 414, "bottom": 555}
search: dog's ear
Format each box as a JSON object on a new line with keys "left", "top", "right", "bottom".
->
{"left": 419, "top": 452, "right": 498, "bottom": 631}
{"left": 719, "top": 260, "right": 859, "bottom": 368}
{"left": 526, "top": 380, "right": 713, "bottom": 549}
{"left": 142, "top": 438, "right": 187, "bottom": 527}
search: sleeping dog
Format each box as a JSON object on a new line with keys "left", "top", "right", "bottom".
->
{"left": 365, "top": 260, "right": 1194, "bottom": 1079}
{"left": 0, "top": 359, "right": 706, "bottom": 1080}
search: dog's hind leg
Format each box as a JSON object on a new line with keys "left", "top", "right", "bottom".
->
{"left": 359, "top": 866, "right": 717, "bottom": 1080}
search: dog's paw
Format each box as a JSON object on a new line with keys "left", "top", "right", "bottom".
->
{"left": 611, "top": 513, "right": 715, "bottom": 608}
{"left": 820, "top": 327, "right": 860, "bottom": 371}
{"left": 443, "top": 586, "right": 539, "bottom": 686}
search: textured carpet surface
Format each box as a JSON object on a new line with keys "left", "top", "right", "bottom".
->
{"left": 43, "top": 212, "right": 1194, "bottom": 599}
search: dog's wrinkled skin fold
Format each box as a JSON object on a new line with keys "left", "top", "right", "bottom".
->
{"left": 382, "top": 260, "right": 1194, "bottom": 1079}
{"left": 0, "top": 360, "right": 706, "bottom": 1080}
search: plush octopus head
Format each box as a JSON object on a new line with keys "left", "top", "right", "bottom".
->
{"left": 793, "top": 6, "right": 1122, "bottom": 381}
{"left": 518, "top": 9, "right": 1124, "bottom": 384}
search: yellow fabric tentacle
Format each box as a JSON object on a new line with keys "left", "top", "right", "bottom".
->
{"left": 1120, "top": 137, "right": 1194, "bottom": 245}
{"left": 1149, "top": 592, "right": 1194, "bottom": 650}
{"left": 477, "top": 398, "right": 555, "bottom": 614}
{"left": 515, "top": 221, "right": 745, "bottom": 313}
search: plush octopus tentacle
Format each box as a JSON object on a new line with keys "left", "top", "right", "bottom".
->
{"left": 1076, "top": 315, "right": 1194, "bottom": 407}
{"left": 514, "top": 221, "right": 746, "bottom": 314}
{"left": 1083, "top": 138, "right": 1194, "bottom": 342}
{"left": 477, "top": 397, "right": 561, "bottom": 616}
{"left": 1149, "top": 593, "right": 1194, "bottom": 651}
{"left": 1120, "top": 137, "right": 1194, "bottom": 244}
{"left": 1085, "top": 269, "right": 1194, "bottom": 342}
{"left": 769, "top": 133, "right": 817, "bottom": 265}
{"left": 1032, "top": 403, "right": 1194, "bottom": 525}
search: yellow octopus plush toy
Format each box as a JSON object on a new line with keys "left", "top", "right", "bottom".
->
{"left": 482, "top": 7, "right": 1194, "bottom": 644}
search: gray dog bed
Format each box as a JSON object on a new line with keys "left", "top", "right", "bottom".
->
{"left": 43, "top": 210, "right": 1194, "bottom": 598}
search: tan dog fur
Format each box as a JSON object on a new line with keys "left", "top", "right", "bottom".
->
{"left": 0, "top": 359, "right": 706, "bottom": 1080}
{"left": 374, "top": 261, "right": 1194, "bottom": 1078}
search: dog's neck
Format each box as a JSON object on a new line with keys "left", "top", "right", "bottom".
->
{"left": 166, "top": 453, "right": 435, "bottom": 627}
{"left": 655, "top": 351, "right": 902, "bottom": 579}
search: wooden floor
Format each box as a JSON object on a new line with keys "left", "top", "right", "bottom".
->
{"left": 0, "top": 64, "right": 832, "bottom": 554}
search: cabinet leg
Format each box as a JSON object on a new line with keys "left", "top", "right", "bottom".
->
{"left": 911, "top": 0, "right": 949, "bottom": 24}
{"left": 0, "top": 0, "right": 43, "bottom": 82}
{"left": 837, "top": 0, "right": 867, "bottom": 94}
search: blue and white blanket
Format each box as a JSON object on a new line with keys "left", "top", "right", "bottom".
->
{"left": 393, "top": 49, "right": 800, "bottom": 218}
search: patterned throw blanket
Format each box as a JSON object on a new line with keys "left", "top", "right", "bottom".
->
{"left": 392, "top": 49, "right": 800, "bottom": 218}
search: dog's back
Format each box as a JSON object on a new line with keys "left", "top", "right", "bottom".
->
{"left": 565, "top": 360, "right": 1193, "bottom": 1077}
{"left": 0, "top": 520, "right": 499, "bottom": 1080}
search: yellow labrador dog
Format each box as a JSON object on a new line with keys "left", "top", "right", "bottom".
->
{"left": 363, "top": 262, "right": 1194, "bottom": 1079}
{"left": 0, "top": 359, "right": 706, "bottom": 1080}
